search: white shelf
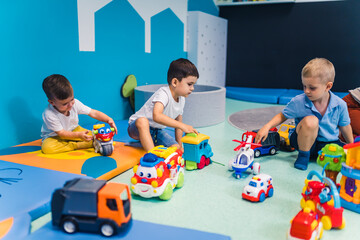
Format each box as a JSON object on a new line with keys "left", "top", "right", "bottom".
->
{"left": 216, "top": 0, "right": 344, "bottom": 6}
{"left": 216, "top": 0, "right": 295, "bottom": 6}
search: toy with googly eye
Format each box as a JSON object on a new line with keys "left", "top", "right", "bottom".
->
{"left": 93, "top": 124, "right": 115, "bottom": 156}
{"left": 130, "top": 146, "right": 185, "bottom": 200}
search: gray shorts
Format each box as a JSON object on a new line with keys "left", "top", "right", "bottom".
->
{"left": 127, "top": 120, "right": 177, "bottom": 147}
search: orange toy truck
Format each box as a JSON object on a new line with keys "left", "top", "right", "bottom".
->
{"left": 51, "top": 178, "right": 132, "bottom": 237}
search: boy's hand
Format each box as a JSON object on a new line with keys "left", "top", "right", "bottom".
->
{"left": 78, "top": 131, "right": 93, "bottom": 142}
{"left": 255, "top": 127, "right": 269, "bottom": 144}
{"left": 108, "top": 119, "right": 118, "bottom": 134}
{"left": 181, "top": 123, "right": 198, "bottom": 135}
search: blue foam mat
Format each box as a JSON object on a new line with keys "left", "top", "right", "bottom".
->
{"left": 26, "top": 219, "right": 231, "bottom": 240}
{"left": 226, "top": 86, "right": 287, "bottom": 104}
{"left": 0, "top": 160, "right": 89, "bottom": 221}
{"left": 1, "top": 213, "right": 31, "bottom": 240}
{"left": 227, "top": 87, "right": 348, "bottom": 105}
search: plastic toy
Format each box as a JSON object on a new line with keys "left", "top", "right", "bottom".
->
{"left": 93, "top": 123, "right": 115, "bottom": 156}
{"left": 181, "top": 133, "right": 213, "bottom": 170}
{"left": 228, "top": 135, "right": 260, "bottom": 179}
{"left": 287, "top": 207, "right": 323, "bottom": 240}
{"left": 277, "top": 123, "right": 295, "bottom": 151}
{"left": 233, "top": 128, "right": 280, "bottom": 158}
{"left": 242, "top": 173, "right": 273, "bottom": 202}
{"left": 51, "top": 178, "right": 132, "bottom": 237}
{"left": 316, "top": 144, "right": 346, "bottom": 184}
{"left": 339, "top": 141, "right": 360, "bottom": 213}
{"left": 300, "top": 169, "right": 345, "bottom": 230}
{"left": 130, "top": 146, "right": 185, "bottom": 200}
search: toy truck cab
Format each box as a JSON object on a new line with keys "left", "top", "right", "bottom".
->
{"left": 181, "top": 133, "right": 213, "bottom": 170}
{"left": 287, "top": 208, "right": 323, "bottom": 240}
{"left": 130, "top": 146, "right": 185, "bottom": 200}
{"left": 241, "top": 129, "right": 280, "bottom": 157}
{"left": 51, "top": 178, "right": 131, "bottom": 237}
{"left": 242, "top": 173, "right": 273, "bottom": 202}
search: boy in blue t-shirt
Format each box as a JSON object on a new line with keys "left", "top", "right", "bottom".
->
{"left": 255, "top": 58, "right": 353, "bottom": 170}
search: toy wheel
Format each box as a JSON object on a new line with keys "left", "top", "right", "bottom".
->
{"left": 61, "top": 217, "right": 78, "bottom": 234}
{"left": 269, "top": 148, "right": 276, "bottom": 155}
{"left": 305, "top": 200, "right": 316, "bottom": 212}
{"left": 259, "top": 192, "right": 265, "bottom": 202}
{"left": 205, "top": 157, "right": 211, "bottom": 166}
{"left": 100, "top": 222, "right": 117, "bottom": 237}
{"left": 159, "top": 183, "right": 173, "bottom": 200}
{"left": 254, "top": 150, "right": 261, "bottom": 158}
{"left": 197, "top": 155, "right": 206, "bottom": 169}
{"left": 300, "top": 198, "right": 306, "bottom": 209}
{"left": 176, "top": 172, "right": 184, "bottom": 188}
{"left": 252, "top": 162, "right": 260, "bottom": 175}
{"left": 338, "top": 218, "right": 345, "bottom": 229}
{"left": 321, "top": 216, "right": 332, "bottom": 230}
{"left": 101, "top": 144, "right": 113, "bottom": 156}
{"left": 267, "top": 187, "right": 274, "bottom": 198}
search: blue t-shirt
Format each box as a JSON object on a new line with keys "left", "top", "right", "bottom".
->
{"left": 282, "top": 91, "right": 350, "bottom": 142}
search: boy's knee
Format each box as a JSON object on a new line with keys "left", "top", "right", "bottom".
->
{"left": 135, "top": 117, "right": 150, "bottom": 129}
{"left": 301, "top": 116, "right": 319, "bottom": 130}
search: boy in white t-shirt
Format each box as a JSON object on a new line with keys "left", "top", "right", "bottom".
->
{"left": 41, "top": 74, "right": 117, "bottom": 154}
{"left": 128, "top": 58, "right": 199, "bottom": 151}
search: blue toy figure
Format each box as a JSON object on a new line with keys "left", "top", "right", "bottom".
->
{"left": 181, "top": 133, "right": 213, "bottom": 170}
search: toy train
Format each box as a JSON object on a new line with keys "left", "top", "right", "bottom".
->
{"left": 181, "top": 133, "right": 213, "bottom": 170}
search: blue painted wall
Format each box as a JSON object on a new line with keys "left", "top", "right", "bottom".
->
{"left": 188, "top": 0, "right": 219, "bottom": 16}
{"left": 0, "top": 0, "right": 219, "bottom": 149}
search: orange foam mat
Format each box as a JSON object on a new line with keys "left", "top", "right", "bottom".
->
{"left": 0, "top": 139, "right": 145, "bottom": 180}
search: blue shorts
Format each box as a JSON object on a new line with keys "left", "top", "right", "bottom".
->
{"left": 289, "top": 130, "right": 345, "bottom": 157}
{"left": 127, "top": 120, "right": 178, "bottom": 147}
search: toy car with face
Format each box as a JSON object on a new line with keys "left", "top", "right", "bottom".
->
{"left": 93, "top": 124, "right": 115, "bottom": 156}
{"left": 130, "top": 146, "right": 184, "bottom": 200}
{"left": 287, "top": 208, "right": 323, "bottom": 240}
{"left": 242, "top": 173, "right": 273, "bottom": 202}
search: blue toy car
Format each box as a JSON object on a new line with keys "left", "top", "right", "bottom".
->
{"left": 181, "top": 133, "right": 213, "bottom": 170}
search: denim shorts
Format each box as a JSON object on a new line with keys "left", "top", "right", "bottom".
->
{"left": 289, "top": 130, "right": 345, "bottom": 157}
{"left": 127, "top": 120, "right": 177, "bottom": 147}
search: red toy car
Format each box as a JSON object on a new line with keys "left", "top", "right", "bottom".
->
{"left": 287, "top": 208, "right": 323, "bottom": 240}
{"left": 130, "top": 146, "right": 185, "bottom": 200}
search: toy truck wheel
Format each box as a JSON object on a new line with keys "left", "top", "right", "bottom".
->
{"left": 269, "top": 147, "right": 276, "bottom": 155}
{"left": 252, "top": 162, "right": 260, "bottom": 175}
{"left": 339, "top": 218, "right": 345, "bottom": 230}
{"left": 205, "top": 157, "right": 210, "bottom": 166}
{"left": 321, "top": 216, "right": 332, "bottom": 230}
{"left": 197, "top": 155, "right": 206, "bottom": 169}
{"left": 159, "top": 183, "right": 173, "bottom": 200}
{"left": 259, "top": 191, "right": 265, "bottom": 202}
{"left": 267, "top": 187, "right": 274, "bottom": 197}
{"left": 254, "top": 150, "right": 261, "bottom": 158}
{"left": 61, "top": 218, "right": 78, "bottom": 234}
{"left": 100, "top": 222, "right": 117, "bottom": 237}
{"left": 176, "top": 172, "right": 184, "bottom": 188}
{"left": 101, "top": 144, "right": 113, "bottom": 156}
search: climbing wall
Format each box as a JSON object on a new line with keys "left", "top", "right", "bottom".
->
{"left": 187, "top": 11, "right": 228, "bottom": 87}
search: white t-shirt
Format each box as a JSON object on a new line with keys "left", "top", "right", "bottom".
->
{"left": 129, "top": 86, "right": 185, "bottom": 129}
{"left": 41, "top": 99, "right": 91, "bottom": 140}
